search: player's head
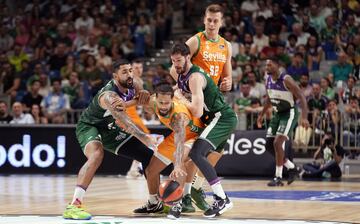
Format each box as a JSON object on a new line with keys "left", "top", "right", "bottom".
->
{"left": 132, "top": 58, "right": 143, "bottom": 77}
{"left": 170, "top": 43, "right": 191, "bottom": 75}
{"left": 265, "top": 57, "right": 279, "bottom": 75}
{"left": 204, "top": 4, "right": 224, "bottom": 35}
{"left": 155, "top": 83, "right": 174, "bottom": 116}
{"left": 113, "top": 59, "right": 133, "bottom": 88}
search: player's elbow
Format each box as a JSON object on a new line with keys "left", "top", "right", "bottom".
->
{"left": 191, "top": 109, "right": 203, "bottom": 118}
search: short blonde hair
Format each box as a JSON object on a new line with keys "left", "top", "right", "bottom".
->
{"left": 205, "top": 4, "right": 224, "bottom": 16}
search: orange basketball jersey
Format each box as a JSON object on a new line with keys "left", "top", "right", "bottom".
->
{"left": 126, "top": 105, "right": 150, "bottom": 134}
{"left": 154, "top": 100, "right": 204, "bottom": 137}
{"left": 191, "top": 31, "right": 229, "bottom": 85}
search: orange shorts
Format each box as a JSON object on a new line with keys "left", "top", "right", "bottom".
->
{"left": 155, "top": 132, "right": 197, "bottom": 165}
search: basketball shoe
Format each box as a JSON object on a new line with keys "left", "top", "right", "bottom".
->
{"left": 267, "top": 177, "right": 284, "bottom": 187}
{"left": 181, "top": 194, "right": 195, "bottom": 213}
{"left": 167, "top": 201, "right": 182, "bottom": 219}
{"left": 63, "top": 203, "right": 92, "bottom": 220}
{"left": 203, "top": 194, "right": 233, "bottom": 218}
{"left": 191, "top": 187, "right": 210, "bottom": 211}
{"left": 133, "top": 200, "right": 163, "bottom": 213}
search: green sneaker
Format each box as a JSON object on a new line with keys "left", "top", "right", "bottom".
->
{"left": 190, "top": 187, "right": 210, "bottom": 211}
{"left": 63, "top": 204, "right": 92, "bottom": 220}
{"left": 182, "top": 194, "right": 195, "bottom": 213}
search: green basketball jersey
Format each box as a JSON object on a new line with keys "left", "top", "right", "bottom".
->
{"left": 265, "top": 72, "right": 295, "bottom": 113}
{"left": 177, "top": 65, "right": 229, "bottom": 113}
{"left": 79, "top": 80, "right": 136, "bottom": 128}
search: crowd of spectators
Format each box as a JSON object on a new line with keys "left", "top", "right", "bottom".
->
{"left": 0, "top": 0, "right": 359, "bottom": 150}
{"left": 0, "top": 0, "right": 177, "bottom": 124}
{"left": 221, "top": 0, "right": 360, "bottom": 150}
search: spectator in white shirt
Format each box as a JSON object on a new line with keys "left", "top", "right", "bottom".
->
{"left": 75, "top": 8, "right": 94, "bottom": 31}
{"left": 10, "top": 102, "right": 35, "bottom": 124}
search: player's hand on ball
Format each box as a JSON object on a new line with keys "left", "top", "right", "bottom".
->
{"left": 170, "top": 165, "right": 187, "bottom": 179}
{"left": 137, "top": 90, "right": 150, "bottom": 105}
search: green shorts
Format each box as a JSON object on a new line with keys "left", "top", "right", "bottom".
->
{"left": 266, "top": 108, "right": 299, "bottom": 139}
{"left": 199, "top": 108, "right": 237, "bottom": 152}
{"left": 76, "top": 121, "right": 132, "bottom": 154}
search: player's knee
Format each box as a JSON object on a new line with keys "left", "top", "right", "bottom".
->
{"left": 87, "top": 146, "right": 104, "bottom": 164}
{"left": 189, "top": 139, "right": 211, "bottom": 163}
{"left": 273, "top": 136, "right": 285, "bottom": 151}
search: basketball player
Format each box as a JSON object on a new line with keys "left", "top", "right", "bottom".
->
{"left": 131, "top": 84, "right": 203, "bottom": 218}
{"left": 62, "top": 59, "right": 160, "bottom": 220}
{"left": 126, "top": 59, "right": 151, "bottom": 178}
{"left": 170, "top": 43, "right": 237, "bottom": 217}
{"left": 257, "top": 58, "right": 309, "bottom": 186}
{"left": 170, "top": 4, "right": 232, "bottom": 211}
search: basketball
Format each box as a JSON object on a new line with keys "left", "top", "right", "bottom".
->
{"left": 158, "top": 180, "right": 183, "bottom": 206}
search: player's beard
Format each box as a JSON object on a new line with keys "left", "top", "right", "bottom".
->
{"left": 158, "top": 108, "right": 169, "bottom": 117}
{"left": 175, "top": 61, "right": 187, "bottom": 75}
{"left": 119, "top": 77, "right": 134, "bottom": 89}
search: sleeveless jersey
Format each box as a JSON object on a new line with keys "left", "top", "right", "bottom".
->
{"left": 177, "top": 65, "right": 228, "bottom": 113}
{"left": 191, "top": 31, "right": 228, "bottom": 85}
{"left": 126, "top": 105, "right": 150, "bottom": 134}
{"left": 154, "top": 100, "right": 204, "bottom": 135}
{"left": 79, "top": 80, "right": 136, "bottom": 127}
{"left": 266, "top": 72, "right": 295, "bottom": 113}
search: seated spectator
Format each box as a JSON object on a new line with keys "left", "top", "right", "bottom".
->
{"left": 41, "top": 78, "right": 70, "bottom": 123}
{"left": 291, "top": 23, "right": 310, "bottom": 46}
{"left": 1, "top": 61, "right": 20, "bottom": 100}
{"left": 21, "top": 79, "right": 43, "bottom": 112}
{"left": 10, "top": 101, "right": 35, "bottom": 124}
{"left": 320, "top": 77, "right": 335, "bottom": 100}
{"left": 8, "top": 44, "right": 29, "bottom": 72}
{"left": 246, "top": 71, "right": 266, "bottom": 101}
{"left": 308, "top": 83, "right": 328, "bottom": 126}
{"left": 231, "top": 57, "right": 243, "bottom": 91}
{"left": 306, "top": 35, "right": 323, "bottom": 71}
{"left": 287, "top": 52, "right": 309, "bottom": 82}
{"left": 329, "top": 51, "right": 353, "bottom": 83}
{"left": 48, "top": 42, "right": 68, "bottom": 75}
{"left": 30, "top": 104, "right": 48, "bottom": 124}
{"left": 0, "top": 100, "right": 12, "bottom": 124}
{"left": 259, "top": 33, "right": 278, "bottom": 59}
{"left": 276, "top": 42, "right": 291, "bottom": 67}
{"left": 302, "top": 133, "right": 345, "bottom": 179}
{"left": 61, "top": 55, "right": 80, "bottom": 81}
{"left": 0, "top": 26, "right": 14, "bottom": 52}
{"left": 79, "top": 54, "right": 103, "bottom": 96}
{"left": 286, "top": 34, "right": 297, "bottom": 57}
{"left": 299, "top": 74, "right": 313, "bottom": 99}
{"left": 340, "top": 76, "right": 357, "bottom": 104}
{"left": 342, "top": 97, "right": 360, "bottom": 148}
{"left": 62, "top": 72, "right": 89, "bottom": 109}
{"left": 244, "top": 98, "right": 271, "bottom": 129}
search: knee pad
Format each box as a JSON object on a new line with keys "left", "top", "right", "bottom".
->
{"left": 189, "top": 139, "right": 212, "bottom": 163}
{"left": 265, "top": 137, "right": 275, "bottom": 157}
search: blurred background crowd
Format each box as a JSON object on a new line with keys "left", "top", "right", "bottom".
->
{"left": 0, "top": 0, "right": 359, "bottom": 156}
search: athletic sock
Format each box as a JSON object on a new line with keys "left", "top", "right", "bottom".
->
{"left": 184, "top": 182, "right": 191, "bottom": 195}
{"left": 71, "top": 185, "right": 86, "bottom": 204}
{"left": 192, "top": 175, "right": 205, "bottom": 190}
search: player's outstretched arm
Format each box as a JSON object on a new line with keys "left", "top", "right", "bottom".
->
{"left": 99, "top": 91, "right": 158, "bottom": 149}
{"left": 169, "top": 112, "right": 190, "bottom": 179}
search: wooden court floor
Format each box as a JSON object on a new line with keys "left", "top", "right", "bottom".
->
{"left": 0, "top": 175, "right": 359, "bottom": 223}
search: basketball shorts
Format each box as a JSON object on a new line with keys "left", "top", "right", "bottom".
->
{"left": 198, "top": 107, "right": 237, "bottom": 151}
{"left": 76, "top": 121, "right": 132, "bottom": 155}
{"left": 155, "top": 131, "right": 198, "bottom": 166}
{"left": 267, "top": 107, "right": 299, "bottom": 139}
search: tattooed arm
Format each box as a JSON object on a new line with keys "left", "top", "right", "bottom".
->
{"left": 99, "top": 91, "right": 158, "bottom": 149}
{"left": 169, "top": 112, "right": 190, "bottom": 179}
